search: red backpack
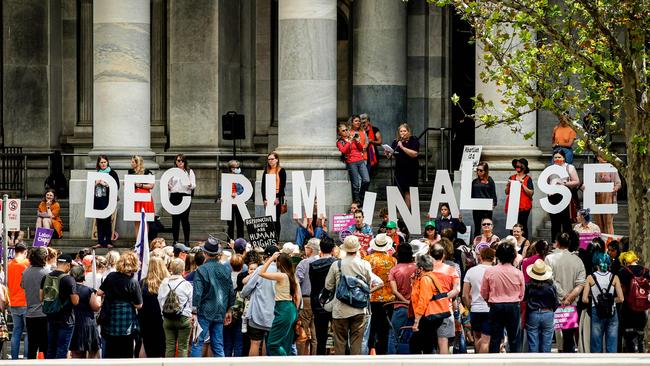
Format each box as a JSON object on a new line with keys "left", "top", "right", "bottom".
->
{"left": 625, "top": 267, "right": 650, "bottom": 312}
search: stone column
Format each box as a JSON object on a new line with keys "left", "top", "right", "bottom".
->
{"left": 352, "top": 0, "right": 407, "bottom": 135}
{"left": 92, "top": 0, "right": 153, "bottom": 166}
{"left": 270, "top": 0, "right": 350, "bottom": 240}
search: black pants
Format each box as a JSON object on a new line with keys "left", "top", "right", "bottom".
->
{"left": 550, "top": 208, "right": 572, "bottom": 243}
{"left": 561, "top": 328, "right": 577, "bottom": 353}
{"left": 96, "top": 217, "right": 112, "bottom": 245}
{"left": 170, "top": 192, "right": 191, "bottom": 244}
{"left": 313, "top": 312, "right": 332, "bottom": 355}
{"left": 369, "top": 302, "right": 392, "bottom": 355}
{"left": 227, "top": 205, "right": 245, "bottom": 239}
{"left": 273, "top": 197, "right": 283, "bottom": 240}
{"left": 409, "top": 316, "right": 444, "bottom": 354}
{"left": 472, "top": 210, "right": 493, "bottom": 237}
{"left": 105, "top": 334, "right": 136, "bottom": 358}
{"left": 509, "top": 209, "right": 531, "bottom": 239}
{"left": 26, "top": 316, "right": 48, "bottom": 359}
{"left": 488, "top": 302, "right": 521, "bottom": 353}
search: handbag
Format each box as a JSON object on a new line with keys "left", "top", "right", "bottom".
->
{"left": 423, "top": 274, "right": 451, "bottom": 320}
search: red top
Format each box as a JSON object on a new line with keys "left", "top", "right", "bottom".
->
{"left": 337, "top": 138, "right": 365, "bottom": 164}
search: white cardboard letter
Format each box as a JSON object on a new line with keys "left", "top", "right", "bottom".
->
{"left": 387, "top": 186, "right": 421, "bottom": 234}
{"left": 428, "top": 170, "right": 460, "bottom": 218}
{"left": 160, "top": 168, "right": 192, "bottom": 215}
{"left": 123, "top": 174, "right": 155, "bottom": 222}
{"left": 84, "top": 172, "right": 119, "bottom": 219}
{"left": 538, "top": 165, "right": 571, "bottom": 214}
{"left": 291, "top": 170, "right": 326, "bottom": 220}
{"left": 362, "top": 192, "right": 377, "bottom": 226}
{"left": 264, "top": 174, "right": 277, "bottom": 220}
{"left": 459, "top": 162, "right": 492, "bottom": 210}
{"left": 583, "top": 163, "right": 618, "bottom": 214}
{"left": 220, "top": 174, "right": 253, "bottom": 220}
{"left": 505, "top": 180, "right": 522, "bottom": 230}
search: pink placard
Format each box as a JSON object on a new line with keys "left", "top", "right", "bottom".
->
{"left": 579, "top": 232, "right": 601, "bottom": 250}
{"left": 332, "top": 214, "right": 355, "bottom": 232}
{"left": 554, "top": 305, "right": 578, "bottom": 330}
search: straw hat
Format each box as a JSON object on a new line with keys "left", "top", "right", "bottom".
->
{"left": 410, "top": 239, "right": 429, "bottom": 258}
{"left": 369, "top": 233, "right": 394, "bottom": 253}
{"left": 341, "top": 235, "right": 361, "bottom": 253}
{"left": 526, "top": 259, "right": 553, "bottom": 281}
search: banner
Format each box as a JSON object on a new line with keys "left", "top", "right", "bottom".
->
{"left": 332, "top": 214, "right": 355, "bottom": 232}
{"left": 554, "top": 305, "right": 579, "bottom": 330}
{"left": 33, "top": 227, "right": 54, "bottom": 247}
{"left": 245, "top": 216, "right": 276, "bottom": 249}
{"left": 579, "top": 232, "right": 601, "bottom": 250}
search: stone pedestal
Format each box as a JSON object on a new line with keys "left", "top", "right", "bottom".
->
{"left": 352, "top": 0, "right": 407, "bottom": 135}
{"left": 92, "top": 0, "right": 154, "bottom": 168}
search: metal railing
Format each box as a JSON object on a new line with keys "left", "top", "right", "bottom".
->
{"left": 417, "top": 127, "right": 453, "bottom": 181}
{"left": 0, "top": 147, "right": 24, "bottom": 195}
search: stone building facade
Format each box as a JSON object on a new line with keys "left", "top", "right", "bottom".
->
{"left": 2, "top": 0, "right": 564, "bottom": 240}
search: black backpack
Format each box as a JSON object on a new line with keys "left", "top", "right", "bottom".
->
{"left": 592, "top": 273, "right": 615, "bottom": 318}
{"left": 309, "top": 257, "right": 337, "bottom": 314}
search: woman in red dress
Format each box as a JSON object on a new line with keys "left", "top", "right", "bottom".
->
{"left": 129, "top": 155, "right": 155, "bottom": 238}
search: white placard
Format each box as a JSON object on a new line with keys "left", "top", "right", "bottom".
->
{"left": 220, "top": 173, "right": 253, "bottom": 220}
{"left": 160, "top": 168, "right": 192, "bottom": 216}
{"left": 386, "top": 186, "right": 421, "bottom": 235}
{"left": 583, "top": 163, "right": 618, "bottom": 214}
{"left": 264, "top": 174, "right": 277, "bottom": 220}
{"left": 461, "top": 145, "right": 482, "bottom": 169}
{"left": 123, "top": 174, "right": 156, "bottom": 222}
{"left": 505, "top": 180, "right": 522, "bottom": 230}
{"left": 428, "top": 170, "right": 460, "bottom": 218}
{"left": 362, "top": 191, "right": 377, "bottom": 226}
{"left": 459, "top": 162, "right": 492, "bottom": 211}
{"left": 84, "top": 172, "right": 119, "bottom": 219}
{"left": 291, "top": 170, "right": 326, "bottom": 220}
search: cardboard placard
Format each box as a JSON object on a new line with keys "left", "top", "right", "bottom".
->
{"left": 579, "top": 232, "right": 601, "bottom": 250}
{"left": 461, "top": 145, "right": 482, "bottom": 169}
{"left": 554, "top": 305, "right": 579, "bottom": 330}
{"left": 0, "top": 199, "right": 21, "bottom": 231}
{"left": 245, "top": 216, "right": 276, "bottom": 249}
{"left": 33, "top": 227, "right": 54, "bottom": 247}
{"left": 332, "top": 214, "right": 355, "bottom": 232}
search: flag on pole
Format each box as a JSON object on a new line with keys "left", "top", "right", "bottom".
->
{"left": 136, "top": 208, "right": 150, "bottom": 281}
{"left": 91, "top": 249, "right": 97, "bottom": 288}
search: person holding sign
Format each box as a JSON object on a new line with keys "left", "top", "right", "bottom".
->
{"left": 226, "top": 160, "right": 245, "bottom": 240}
{"left": 385, "top": 123, "right": 420, "bottom": 207}
{"left": 36, "top": 189, "right": 63, "bottom": 239}
{"left": 168, "top": 154, "right": 196, "bottom": 245}
{"left": 591, "top": 156, "right": 621, "bottom": 235}
{"left": 129, "top": 155, "right": 155, "bottom": 239}
{"left": 547, "top": 149, "right": 581, "bottom": 241}
{"left": 574, "top": 209, "right": 601, "bottom": 234}
{"left": 505, "top": 158, "right": 534, "bottom": 238}
{"left": 261, "top": 152, "right": 286, "bottom": 240}
{"left": 471, "top": 162, "right": 497, "bottom": 237}
{"left": 94, "top": 155, "right": 120, "bottom": 248}
{"left": 337, "top": 122, "right": 370, "bottom": 203}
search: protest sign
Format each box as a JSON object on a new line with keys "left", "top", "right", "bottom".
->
{"left": 579, "top": 232, "right": 601, "bottom": 250}
{"left": 0, "top": 199, "right": 21, "bottom": 231}
{"left": 245, "top": 216, "right": 276, "bottom": 249}
{"left": 554, "top": 305, "right": 579, "bottom": 330}
{"left": 332, "top": 214, "right": 355, "bottom": 232}
{"left": 33, "top": 227, "right": 54, "bottom": 247}
{"left": 461, "top": 145, "right": 482, "bottom": 169}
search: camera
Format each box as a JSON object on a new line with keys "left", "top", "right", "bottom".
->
{"left": 353, "top": 132, "right": 359, "bottom": 138}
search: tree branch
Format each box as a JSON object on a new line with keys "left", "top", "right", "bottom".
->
{"left": 573, "top": 0, "right": 630, "bottom": 65}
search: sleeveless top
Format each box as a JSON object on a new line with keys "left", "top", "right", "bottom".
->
{"left": 274, "top": 273, "right": 292, "bottom": 301}
{"left": 591, "top": 271, "right": 615, "bottom": 309}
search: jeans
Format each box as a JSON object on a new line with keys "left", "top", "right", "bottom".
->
{"left": 295, "top": 226, "right": 326, "bottom": 247}
{"left": 10, "top": 306, "right": 28, "bottom": 359}
{"left": 387, "top": 307, "right": 409, "bottom": 354}
{"left": 591, "top": 308, "right": 618, "bottom": 353}
{"left": 361, "top": 312, "right": 372, "bottom": 355}
{"left": 46, "top": 321, "right": 74, "bottom": 359}
{"left": 223, "top": 317, "right": 243, "bottom": 357}
{"left": 488, "top": 302, "right": 521, "bottom": 353}
{"left": 163, "top": 316, "right": 192, "bottom": 357}
{"left": 347, "top": 161, "right": 370, "bottom": 203}
{"left": 26, "top": 316, "right": 48, "bottom": 359}
{"left": 526, "top": 310, "right": 555, "bottom": 352}
{"left": 190, "top": 316, "right": 224, "bottom": 357}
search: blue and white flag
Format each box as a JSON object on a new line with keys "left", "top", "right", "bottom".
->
{"left": 135, "top": 209, "right": 149, "bottom": 281}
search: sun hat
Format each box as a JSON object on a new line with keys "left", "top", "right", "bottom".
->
{"left": 341, "top": 235, "right": 361, "bottom": 253}
{"left": 202, "top": 235, "right": 223, "bottom": 255}
{"left": 526, "top": 259, "right": 553, "bottom": 281}
{"left": 410, "top": 239, "right": 429, "bottom": 258}
{"left": 386, "top": 221, "right": 397, "bottom": 229}
{"left": 369, "top": 233, "right": 394, "bottom": 253}
{"left": 282, "top": 242, "right": 299, "bottom": 255}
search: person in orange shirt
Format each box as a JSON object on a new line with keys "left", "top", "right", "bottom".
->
{"left": 8, "top": 243, "right": 30, "bottom": 359}
{"left": 365, "top": 234, "right": 396, "bottom": 354}
{"left": 36, "top": 189, "right": 63, "bottom": 239}
{"left": 551, "top": 113, "right": 577, "bottom": 164}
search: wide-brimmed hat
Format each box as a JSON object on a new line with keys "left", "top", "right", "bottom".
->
{"left": 341, "top": 235, "right": 361, "bottom": 253}
{"left": 526, "top": 259, "right": 553, "bottom": 281}
{"left": 369, "top": 233, "right": 393, "bottom": 253}
{"left": 202, "top": 235, "right": 223, "bottom": 255}
{"left": 511, "top": 158, "right": 530, "bottom": 174}
{"left": 410, "top": 239, "right": 429, "bottom": 258}
{"left": 282, "top": 242, "right": 300, "bottom": 255}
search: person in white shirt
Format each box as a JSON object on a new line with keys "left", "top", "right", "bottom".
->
{"left": 168, "top": 154, "right": 196, "bottom": 244}
{"left": 158, "top": 258, "right": 194, "bottom": 357}
{"left": 462, "top": 246, "right": 494, "bottom": 353}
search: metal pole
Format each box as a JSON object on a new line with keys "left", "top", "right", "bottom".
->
{"left": 3, "top": 194, "right": 8, "bottom": 286}
{"left": 425, "top": 132, "right": 429, "bottom": 182}
{"left": 23, "top": 155, "right": 28, "bottom": 200}
{"left": 448, "top": 130, "right": 452, "bottom": 174}
{"left": 440, "top": 127, "right": 446, "bottom": 172}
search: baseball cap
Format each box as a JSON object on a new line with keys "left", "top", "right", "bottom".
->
{"left": 57, "top": 254, "right": 73, "bottom": 264}
{"left": 386, "top": 221, "right": 397, "bottom": 229}
{"left": 264, "top": 245, "right": 280, "bottom": 257}
{"left": 173, "top": 243, "right": 191, "bottom": 254}
{"left": 424, "top": 220, "right": 436, "bottom": 229}
{"left": 234, "top": 238, "right": 247, "bottom": 254}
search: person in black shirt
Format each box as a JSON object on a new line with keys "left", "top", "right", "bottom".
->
{"left": 40, "top": 254, "right": 79, "bottom": 359}
{"left": 524, "top": 259, "right": 559, "bottom": 353}
{"left": 617, "top": 251, "right": 650, "bottom": 352}
{"left": 308, "top": 237, "right": 337, "bottom": 355}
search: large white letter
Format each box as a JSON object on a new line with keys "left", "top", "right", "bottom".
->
{"left": 459, "top": 162, "right": 492, "bottom": 210}
{"left": 123, "top": 174, "right": 155, "bottom": 222}
{"left": 159, "top": 168, "right": 192, "bottom": 215}
{"left": 264, "top": 174, "right": 277, "bottom": 220}
{"left": 362, "top": 191, "right": 377, "bottom": 226}
{"left": 291, "top": 170, "right": 326, "bottom": 219}
{"left": 505, "top": 180, "right": 522, "bottom": 230}
{"left": 428, "top": 170, "right": 460, "bottom": 218}
{"left": 387, "top": 186, "right": 421, "bottom": 234}
{"left": 537, "top": 165, "right": 571, "bottom": 214}
{"left": 220, "top": 173, "right": 253, "bottom": 220}
{"left": 84, "top": 172, "right": 118, "bottom": 219}
{"left": 583, "top": 163, "right": 618, "bottom": 214}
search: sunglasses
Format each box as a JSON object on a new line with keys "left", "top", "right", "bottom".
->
{"left": 476, "top": 169, "right": 485, "bottom": 172}
{"left": 176, "top": 159, "right": 184, "bottom": 162}
{"left": 482, "top": 223, "right": 493, "bottom": 226}
{"left": 268, "top": 158, "right": 276, "bottom": 161}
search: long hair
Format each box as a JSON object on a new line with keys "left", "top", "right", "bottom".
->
{"left": 477, "top": 161, "right": 490, "bottom": 179}
{"left": 116, "top": 251, "right": 140, "bottom": 276}
{"left": 145, "top": 256, "right": 170, "bottom": 294}
{"left": 276, "top": 253, "right": 298, "bottom": 297}
{"left": 96, "top": 154, "right": 110, "bottom": 171}
{"left": 265, "top": 151, "right": 281, "bottom": 172}
{"left": 175, "top": 153, "right": 189, "bottom": 171}
{"left": 42, "top": 189, "right": 57, "bottom": 204}
{"left": 131, "top": 155, "right": 145, "bottom": 174}
{"left": 396, "top": 123, "right": 412, "bottom": 141}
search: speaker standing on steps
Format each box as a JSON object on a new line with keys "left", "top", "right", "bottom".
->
{"left": 222, "top": 111, "right": 246, "bottom": 140}
{"left": 168, "top": 154, "right": 196, "bottom": 245}
{"left": 384, "top": 123, "right": 420, "bottom": 208}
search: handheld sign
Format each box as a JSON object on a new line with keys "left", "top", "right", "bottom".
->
{"left": 461, "top": 145, "right": 482, "bottom": 169}
{"left": 554, "top": 305, "right": 579, "bottom": 330}
{"left": 578, "top": 232, "right": 601, "bottom": 250}
{"left": 33, "top": 227, "right": 54, "bottom": 247}
{"left": 332, "top": 214, "right": 355, "bottom": 232}
{"left": 0, "top": 199, "right": 21, "bottom": 231}
{"left": 245, "top": 216, "right": 276, "bottom": 249}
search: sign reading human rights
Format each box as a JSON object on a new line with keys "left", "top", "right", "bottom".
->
{"left": 245, "top": 216, "right": 276, "bottom": 249}
{"left": 83, "top": 163, "right": 621, "bottom": 233}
